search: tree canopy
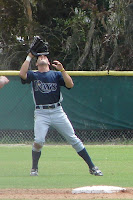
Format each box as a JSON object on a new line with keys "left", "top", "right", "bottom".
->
{"left": 0, "top": 0, "right": 133, "bottom": 70}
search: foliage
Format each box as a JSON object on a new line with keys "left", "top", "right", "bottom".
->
{"left": 0, "top": 0, "right": 133, "bottom": 70}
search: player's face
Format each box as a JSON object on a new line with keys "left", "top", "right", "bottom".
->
{"left": 36, "top": 55, "right": 50, "bottom": 66}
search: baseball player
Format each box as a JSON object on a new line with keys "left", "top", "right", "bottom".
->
{"left": 19, "top": 37, "right": 103, "bottom": 176}
{"left": 0, "top": 76, "right": 9, "bottom": 89}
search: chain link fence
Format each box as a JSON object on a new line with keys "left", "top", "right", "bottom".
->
{"left": 0, "top": 128, "right": 133, "bottom": 144}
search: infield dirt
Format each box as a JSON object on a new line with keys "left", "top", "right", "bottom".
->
{"left": 0, "top": 188, "right": 133, "bottom": 199}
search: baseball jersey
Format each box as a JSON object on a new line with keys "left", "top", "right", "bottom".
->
{"left": 21, "top": 70, "right": 69, "bottom": 105}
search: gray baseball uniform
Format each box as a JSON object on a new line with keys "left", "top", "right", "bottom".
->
{"left": 22, "top": 70, "right": 84, "bottom": 152}
{"left": 21, "top": 68, "right": 103, "bottom": 176}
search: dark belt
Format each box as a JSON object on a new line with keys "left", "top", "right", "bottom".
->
{"left": 36, "top": 103, "right": 61, "bottom": 109}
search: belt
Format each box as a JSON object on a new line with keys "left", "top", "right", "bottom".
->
{"left": 36, "top": 103, "right": 61, "bottom": 109}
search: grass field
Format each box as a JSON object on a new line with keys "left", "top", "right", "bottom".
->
{"left": 0, "top": 144, "right": 133, "bottom": 200}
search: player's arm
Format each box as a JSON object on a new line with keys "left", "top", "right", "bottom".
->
{"left": 60, "top": 69, "right": 74, "bottom": 88}
{"left": 19, "top": 53, "right": 33, "bottom": 80}
{"left": 52, "top": 60, "right": 74, "bottom": 88}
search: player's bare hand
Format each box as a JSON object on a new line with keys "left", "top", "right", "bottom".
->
{"left": 52, "top": 60, "right": 64, "bottom": 71}
{"left": 0, "top": 76, "right": 9, "bottom": 89}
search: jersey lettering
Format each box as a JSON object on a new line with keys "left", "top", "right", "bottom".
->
{"left": 34, "top": 80, "right": 57, "bottom": 93}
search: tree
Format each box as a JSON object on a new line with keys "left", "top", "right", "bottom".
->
{"left": 0, "top": 0, "right": 132, "bottom": 70}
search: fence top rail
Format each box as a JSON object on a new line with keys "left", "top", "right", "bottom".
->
{"left": 1, "top": 70, "right": 133, "bottom": 76}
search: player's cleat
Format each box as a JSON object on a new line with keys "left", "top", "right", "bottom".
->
{"left": 30, "top": 169, "right": 38, "bottom": 176}
{"left": 89, "top": 166, "right": 103, "bottom": 176}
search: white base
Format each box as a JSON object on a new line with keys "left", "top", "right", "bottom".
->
{"left": 72, "top": 185, "right": 126, "bottom": 194}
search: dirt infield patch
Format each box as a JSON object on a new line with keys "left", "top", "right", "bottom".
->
{"left": 0, "top": 188, "right": 133, "bottom": 199}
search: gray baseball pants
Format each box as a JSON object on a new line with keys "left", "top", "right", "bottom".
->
{"left": 33, "top": 105, "right": 84, "bottom": 152}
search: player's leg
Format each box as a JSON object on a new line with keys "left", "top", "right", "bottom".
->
{"left": 31, "top": 110, "right": 50, "bottom": 176}
{"left": 51, "top": 107, "right": 103, "bottom": 175}
{"left": 52, "top": 112, "right": 94, "bottom": 169}
{"left": 31, "top": 143, "right": 42, "bottom": 175}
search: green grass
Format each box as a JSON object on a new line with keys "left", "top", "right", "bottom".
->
{"left": 0, "top": 144, "right": 133, "bottom": 189}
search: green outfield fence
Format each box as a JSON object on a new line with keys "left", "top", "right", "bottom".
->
{"left": 0, "top": 70, "right": 133, "bottom": 144}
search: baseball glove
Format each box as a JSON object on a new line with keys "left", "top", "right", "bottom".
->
{"left": 29, "top": 36, "right": 49, "bottom": 57}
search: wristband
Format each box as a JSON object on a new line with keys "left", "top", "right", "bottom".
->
{"left": 60, "top": 68, "right": 65, "bottom": 72}
{"left": 26, "top": 56, "right": 32, "bottom": 62}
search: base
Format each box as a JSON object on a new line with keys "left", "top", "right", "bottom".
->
{"left": 72, "top": 185, "right": 126, "bottom": 194}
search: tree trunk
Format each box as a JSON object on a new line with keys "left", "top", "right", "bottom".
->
{"left": 76, "top": 18, "right": 96, "bottom": 70}
{"left": 22, "top": 0, "right": 33, "bottom": 39}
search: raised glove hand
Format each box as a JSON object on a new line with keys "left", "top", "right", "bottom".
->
{"left": 29, "top": 36, "right": 49, "bottom": 57}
